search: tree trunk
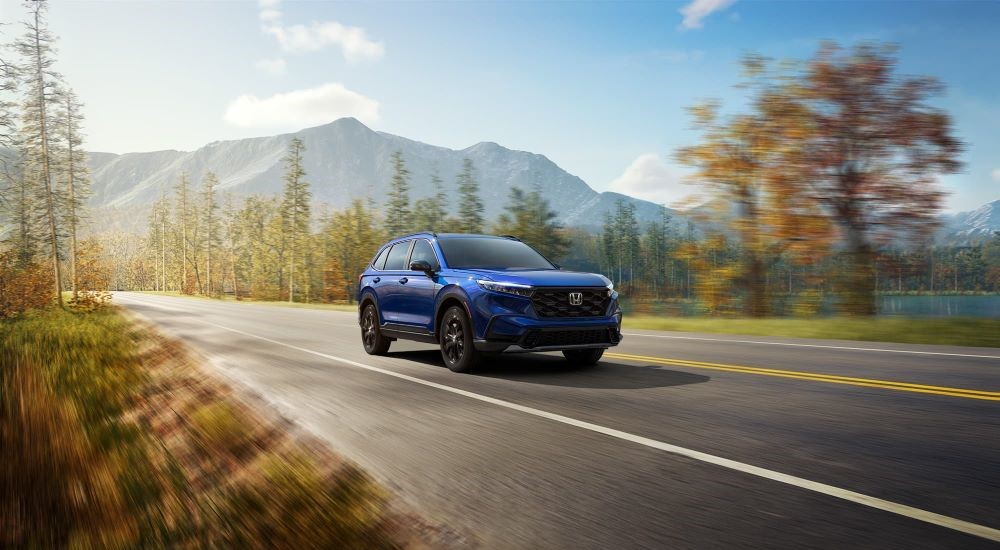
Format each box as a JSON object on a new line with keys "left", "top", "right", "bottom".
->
{"left": 842, "top": 224, "right": 877, "bottom": 315}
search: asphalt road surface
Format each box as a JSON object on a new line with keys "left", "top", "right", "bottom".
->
{"left": 114, "top": 292, "right": 1000, "bottom": 549}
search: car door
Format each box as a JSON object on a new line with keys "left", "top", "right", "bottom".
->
{"left": 395, "top": 238, "right": 438, "bottom": 330}
{"left": 376, "top": 240, "right": 412, "bottom": 323}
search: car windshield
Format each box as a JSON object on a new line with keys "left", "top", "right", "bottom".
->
{"left": 437, "top": 237, "right": 555, "bottom": 270}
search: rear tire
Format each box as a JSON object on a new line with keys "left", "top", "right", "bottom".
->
{"left": 361, "top": 303, "right": 391, "bottom": 355}
{"left": 440, "top": 305, "right": 480, "bottom": 373}
{"left": 562, "top": 348, "right": 604, "bottom": 366}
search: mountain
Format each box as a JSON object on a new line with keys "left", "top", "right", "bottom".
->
{"left": 939, "top": 199, "right": 1000, "bottom": 244}
{"left": 86, "top": 118, "right": 671, "bottom": 231}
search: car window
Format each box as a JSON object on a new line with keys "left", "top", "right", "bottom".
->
{"left": 383, "top": 241, "right": 412, "bottom": 271}
{"left": 408, "top": 239, "right": 438, "bottom": 269}
{"left": 372, "top": 246, "right": 390, "bottom": 270}
{"left": 437, "top": 237, "right": 554, "bottom": 270}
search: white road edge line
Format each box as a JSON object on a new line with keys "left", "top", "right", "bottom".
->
{"left": 170, "top": 315, "right": 999, "bottom": 542}
{"left": 623, "top": 332, "right": 1000, "bottom": 360}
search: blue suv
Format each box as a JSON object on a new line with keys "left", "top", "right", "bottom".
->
{"left": 357, "top": 233, "right": 622, "bottom": 372}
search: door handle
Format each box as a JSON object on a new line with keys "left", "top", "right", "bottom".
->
{"left": 372, "top": 277, "right": 380, "bottom": 284}
{"left": 398, "top": 277, "right": 408, "bottom": 284}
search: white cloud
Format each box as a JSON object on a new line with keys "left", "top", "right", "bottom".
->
{"left": 609, "top": 153, "right": 689, "bottom": 206}
{"left": 679, "top": 0, "right": 737, "bottom": 30}
{"left": 255, "top": 57, "right": 287, "bottom": 75}
{"left": 263, "top": 21, "right": 385, "bottom": 62}
{"left": 224, "top": 83, "right": 380, "bottom": 129}
{"left": 259, "top": 8, "right": 282, "bottom": 22}
{"left": 992, "top": 168, "right": 1000, "bottom": 182}
{"left": 255, "top": 0, "right": 384, "bottom": 63}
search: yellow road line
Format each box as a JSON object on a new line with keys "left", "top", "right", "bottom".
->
{"left": 604, "top": 352, "right": 1000, "bottom": 401}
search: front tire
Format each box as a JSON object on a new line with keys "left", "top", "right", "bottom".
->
{"left": 440, "top": 305, "right": 479, "bottom": 373}
{"left": 361, "top": 304, "right": 391, "bottom": 355}
{"left": 562, "top": 348, "right": 604, "bottom": 366}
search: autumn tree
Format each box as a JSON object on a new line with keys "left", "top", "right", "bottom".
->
{"left": 280, "top": 137, "right": 310, "bottom": 302}
{"left": 15, "top": 0, "right": 65, "bottom": 306}
{"left": 384, "top": 150, "right": 411, "bottom": 237}
{"left": 797, "top": 43, "right": 962, "bottom": 314}
{"left": 455, "top": 158, "right": 484, "bottom": 233}
{"left": 677, "top": 54, "right": 832, "bottom": 316}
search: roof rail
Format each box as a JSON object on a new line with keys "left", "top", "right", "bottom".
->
{"left": 498, "top": 234, "right": 521, "bottom": 241}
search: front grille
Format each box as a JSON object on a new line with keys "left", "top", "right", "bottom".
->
{"left": 523, "top": 329, "right": 613, "bottom": 348}
{"left": 531, "top": 287, "right": 610, "bottom": 318}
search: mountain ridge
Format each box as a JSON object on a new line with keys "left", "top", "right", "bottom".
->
{"left": 85, "top": 117, "right": 670, "bottom": 230}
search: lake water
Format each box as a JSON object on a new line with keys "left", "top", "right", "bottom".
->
{"left": 877, "top": 295, "right": 1000, "bottom": 318}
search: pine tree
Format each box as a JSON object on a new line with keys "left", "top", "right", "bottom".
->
{"left": 59, "top": 88, "right": 89, "bottom": 298}
{"left": 495, "top": 186, "right": 568, "bottom": 260}
{"left": 384, "top": 150, "right": 411, "bottom": 237}
{"left": 281, "top": 137, "right": 310, "bottom": 302}
{"left": 15, "top": 0, "right": 65, "bottom": 306}
{"left": 412, "top": 169, "right": 447, "bottom": 232}
{"left": 6, "top": 159, "right": 39, "bottom": 265}
{"left": 173, "top": 173, "right": 194, "bottom": 292}
{"left": 456, "top": 158, "right": 484, "bottom": 233}
{"left": 200, "top": 171, "right": 220, "bottom": 295}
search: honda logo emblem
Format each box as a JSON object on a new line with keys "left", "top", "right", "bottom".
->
{"left": 568, "top": 292, "right": 583, "bottom": 306}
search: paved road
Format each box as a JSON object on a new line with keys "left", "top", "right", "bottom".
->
{"left": 114, "top": 292, "right": 1000, "bottom": 549}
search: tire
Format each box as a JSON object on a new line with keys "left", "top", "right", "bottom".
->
{"left": 562, "top": 348, "right": 604, "bottom": 366}
{"left": 360, "top": 303, "right": 391, "bottom": 355}
{"left": 440, "top": 305, "right": 480, "bottom": 373}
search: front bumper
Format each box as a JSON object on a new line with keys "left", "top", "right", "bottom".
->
{"left": 474, "top": 314, "right": 623, "bottom": 352}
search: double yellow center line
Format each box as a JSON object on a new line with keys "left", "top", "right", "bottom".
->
{"left": 604, "top": 352, "right": 1000, "bottom": 401}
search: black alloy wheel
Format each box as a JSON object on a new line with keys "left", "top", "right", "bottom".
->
{"left": 440, "top": 305, "right": 479, "bottom": 372}
{"left": 361, "top": 304, "right": 391, "bottom": 355}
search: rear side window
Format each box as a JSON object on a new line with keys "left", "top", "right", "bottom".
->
{"left": 409, "top": 240, "right": 438, "bottom": 269}
{"left": 383, "top": 241, "right": 411, "bottom": 270}
{"left": 372, "top": 247, "right": 390, "bottom": 270}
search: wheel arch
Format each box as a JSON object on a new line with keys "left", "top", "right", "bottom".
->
{"left": 434, "top": 286, "right": 472, "bottom": 342}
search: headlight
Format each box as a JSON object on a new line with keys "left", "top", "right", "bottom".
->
{"left": 477, "top": 280, "right": 533, "bottom": 297}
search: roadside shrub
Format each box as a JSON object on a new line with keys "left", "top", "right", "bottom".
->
{"left": 0, "top": 252, "right": 52, "bottom": 318}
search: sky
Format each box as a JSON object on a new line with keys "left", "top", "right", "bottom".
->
{"left": 1, "top": 0, "right": 998, "bottom": 212}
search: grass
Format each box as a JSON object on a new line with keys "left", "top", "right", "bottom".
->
{"left": 623, "top": 315, "right": 1000, "bottom": 348}
{"left": 134, "top": 290, "right": 358, "bottom": 312}
{"left": 0, "top": 307, "right": 405, "bottom": 548}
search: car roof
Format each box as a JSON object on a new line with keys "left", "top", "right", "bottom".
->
{"left": 386, "top": 232, "right": 516, "bottom": 243}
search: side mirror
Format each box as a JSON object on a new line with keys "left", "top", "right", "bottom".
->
{"left": 409, "top": 259, "right": 435, "bottom": 275}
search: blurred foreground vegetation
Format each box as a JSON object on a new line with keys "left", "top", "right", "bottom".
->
{"left": 0, "top": 308, "right": 406, "bottom": 548}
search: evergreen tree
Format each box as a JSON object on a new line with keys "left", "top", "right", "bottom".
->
{"left": 15, "top": 0, "right": 65, "bottom": 306}
{"left": 495, "top": 186, "right": 569, "bottom": 260}
{"left": 200, "top": 171, "right": 220, "bottom": 295}
{"left": 59, "top": 89, "right": 89, "bottom": 298}
{"left": 281, "top": 137, "right": 310, "bottom": 302}
{"left": 384, "top": 150, "right": 411, "bottom": 237}
{"left": 173, "top": 173, "right": 195, "bottom": 292}
{"left": 412, "top": 169, "right": 447, "bottom": 232}
{"left": 455, "top": 158, "right": 484, "bottom": 233}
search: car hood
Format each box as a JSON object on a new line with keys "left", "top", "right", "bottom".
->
{"left": 467, "top": 269, "right": 610, "bottom": 288}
